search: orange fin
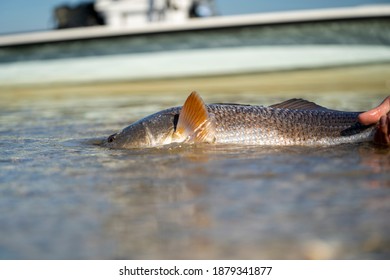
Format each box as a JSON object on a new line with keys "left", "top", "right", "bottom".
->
{"left": 174, "top": 91, "right": 215, "bottom": 143}
{"left": 270, "top": 98, "right": 332, "bottom": 111}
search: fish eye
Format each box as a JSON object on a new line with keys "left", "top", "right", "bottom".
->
{"left": 107, "top": 133, "right": 117, "bottom": 143}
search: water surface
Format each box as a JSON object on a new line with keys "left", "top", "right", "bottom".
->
{"left": 0, "top": 68, "right": 389, "bottom": 259}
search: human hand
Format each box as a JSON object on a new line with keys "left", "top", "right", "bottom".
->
{"left": 358, "top": 96, "right": 390, "bottom": 146}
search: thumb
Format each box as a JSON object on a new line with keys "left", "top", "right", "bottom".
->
{"left": 358, "top": 96, "right": 390, "bottom": 125}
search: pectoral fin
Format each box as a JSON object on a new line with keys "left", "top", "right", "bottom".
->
{"left": 173, "top": 91, "right": 216, "bottom": 143}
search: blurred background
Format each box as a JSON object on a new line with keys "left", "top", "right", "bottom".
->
{"left": 0, "top": 0, "right": 390, "bottom": 86}
{"left": 1, "top": 0, "right": 390, "bottom": 34}
{"left": 0, "top": 1, "right": 390, "bottom": 259}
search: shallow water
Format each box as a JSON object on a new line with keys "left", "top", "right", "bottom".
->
{"left": 1, "top": 71, "right": 390, "bottom": 259}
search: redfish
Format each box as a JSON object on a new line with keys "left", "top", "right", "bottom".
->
{"left": 106, "top": 91, "right": 376, "bottom": 148}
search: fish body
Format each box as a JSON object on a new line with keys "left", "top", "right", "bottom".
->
{"left": 206, "top": 103, "right": 374, "bottom": 145}
{"left": 106, "top": 92, "right": 376, "bottom": 148}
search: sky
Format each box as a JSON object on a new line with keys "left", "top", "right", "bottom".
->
{"left": 0, "top": 0, "right": 389, "bottom": 35}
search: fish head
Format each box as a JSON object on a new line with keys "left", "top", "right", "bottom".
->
{"left": 105, "top": 109, "right": 179, "bottom": 148}
{"left": 105, "top": 91, "right": 216, "bottom": 149}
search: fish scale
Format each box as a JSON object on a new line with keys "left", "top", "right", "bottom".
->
{"left": 206, "top": 104, "right": 375, "bottom": 145}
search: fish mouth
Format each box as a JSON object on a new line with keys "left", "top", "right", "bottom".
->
{"left": 81, "top": 137, "right": 107, "bottom": 146}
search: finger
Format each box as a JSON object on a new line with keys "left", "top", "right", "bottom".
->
{"left": 386, "top": 113, "right": 390, "bottom": 145}
{"left": 358, "top": 96, "right": 390, "bottom": 125}
{"left": 359, "top": 108, "right": 383, "bottom": 125}
{"left": 374, "top": 114, "right": 390, "bottom": 146}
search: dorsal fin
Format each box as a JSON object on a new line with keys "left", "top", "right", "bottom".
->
{"left": 173, "top": 91, "right": 216, "bottom": 143}
{"left": 270, "top": 98, "right": 331, "bottom": 111}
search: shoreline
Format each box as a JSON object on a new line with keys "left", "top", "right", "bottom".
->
{"left": 1, "top": 63, "right": 389, "bottom": 97}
